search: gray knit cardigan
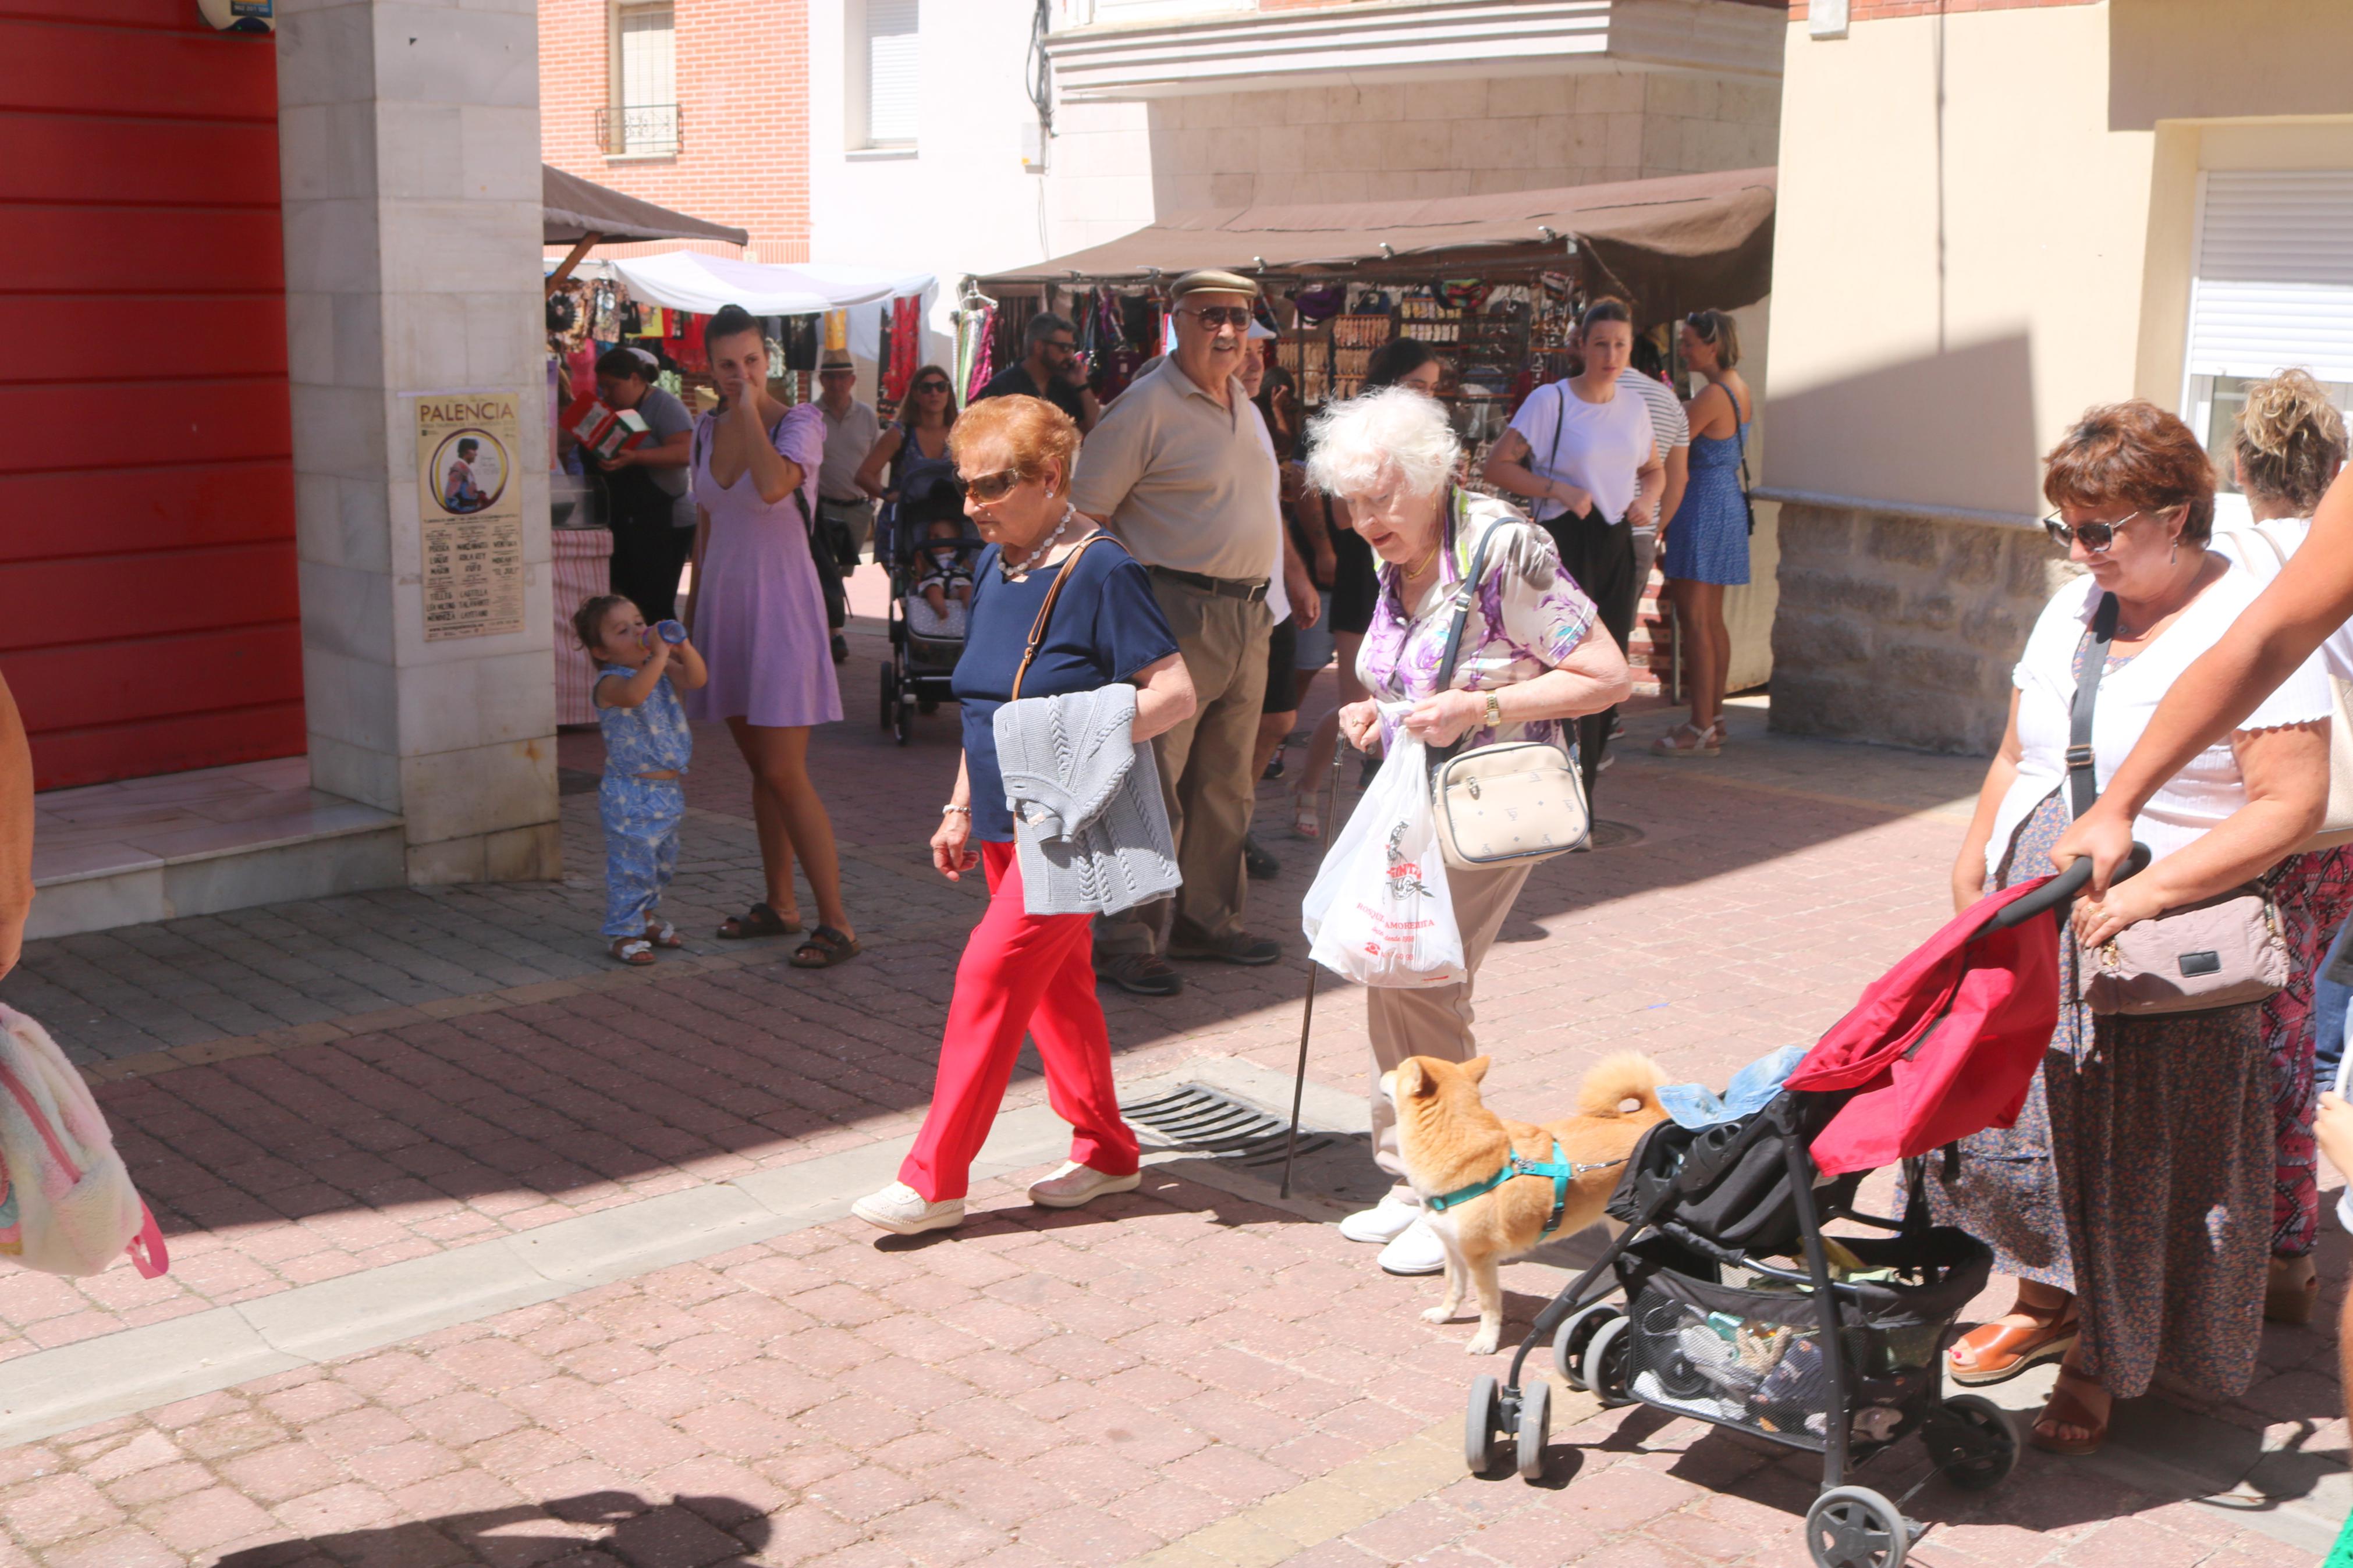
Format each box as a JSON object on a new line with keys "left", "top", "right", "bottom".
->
{"left": 993, "top": 684, "right": 1180, "bottom": 916}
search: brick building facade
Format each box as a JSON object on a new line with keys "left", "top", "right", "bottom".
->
{"left": 540, "top": 0, "right": 810, "bottom": 260}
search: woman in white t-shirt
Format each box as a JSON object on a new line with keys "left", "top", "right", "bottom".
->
{"left": 2206, "top": 369, "right": 2353, "bottom": 1328}
{"left": 1936, "top": 401, "right": 2330, "bottom": 1457}
{"left": 1482, "top": 298, "right": 1662, "bottom": 790}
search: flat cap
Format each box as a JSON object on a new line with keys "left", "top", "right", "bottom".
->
{"left": 1169, "top": 268, "right": 1260, "bottom": 301}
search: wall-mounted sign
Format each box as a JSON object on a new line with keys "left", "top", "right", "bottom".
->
{"left": 196, "top": 0, "right": 273, "bottom": 33}
{"left": 414, "top": 394, "right": 526, "bottom": 643}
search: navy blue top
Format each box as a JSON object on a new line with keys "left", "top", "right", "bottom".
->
{"left": 953, "top": 536, "right": 1180, "bottom": 843}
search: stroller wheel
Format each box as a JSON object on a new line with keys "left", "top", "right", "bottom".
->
{"left": 1463, "top": 1375, "right": 1505, "bottom": 1474}
{"left": 1514, "top": 1377, "right": 1551, "bottom": 1481}
{"left": 1804, "top": 1486, "right": 1910, "bottom": 1568}
{"left": 1926, "top": 1394, "right": 2018, "bottom": 1492}
{"left": 1578, "top": 1314, "right": 1632, "bottom": 1407}
{"left": 1551, "top": 1302, "right": 1621, "bottom": 1391}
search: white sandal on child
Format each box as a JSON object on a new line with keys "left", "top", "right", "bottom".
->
{"left": 609, "top": 937, "right": 656, "bottom": 967}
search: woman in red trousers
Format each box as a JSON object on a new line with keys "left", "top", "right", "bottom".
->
{"left": 853, "top": 395, "right": 1195, "bottom": 1235}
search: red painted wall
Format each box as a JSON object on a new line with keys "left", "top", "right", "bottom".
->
{"left": 0, "top": 0, "right": 303, "bottom": 791}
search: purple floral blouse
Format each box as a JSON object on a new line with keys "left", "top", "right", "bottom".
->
{"left": 1358, "top": 492, "right": 1599, "bottom": 753}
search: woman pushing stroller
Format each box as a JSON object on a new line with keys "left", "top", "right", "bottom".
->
{"left": 1938, "top": 401, "right": 2331, "bottom": 1454}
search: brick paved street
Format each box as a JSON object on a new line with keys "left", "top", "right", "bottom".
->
{"left": 0, "top": 617, "right": 2338, "bottom": 1566}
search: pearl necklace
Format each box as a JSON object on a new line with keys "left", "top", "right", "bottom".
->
{"left": 1001, "top": 503, "right": 1076, "bottom": 578}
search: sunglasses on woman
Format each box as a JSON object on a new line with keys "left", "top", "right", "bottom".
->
{"left": 1685, "top": 311, "right": 1717, "bottom": 339}
{"left": 2042, "top": 509, "right": 2145, "bottom": 554}
{"left": 913, "top": 379, "right": 949, "bottom": 393}
{"left": 954, "top": 468, "right": 1024, "bottom": 504}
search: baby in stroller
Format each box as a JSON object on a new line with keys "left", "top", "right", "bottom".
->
{"left": 909, "top": 517, "right": 974, "bottom": 639}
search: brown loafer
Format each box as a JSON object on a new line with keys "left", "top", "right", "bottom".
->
{"left": 1948, "top": 1306, "right": 2078, "bottom": 1387}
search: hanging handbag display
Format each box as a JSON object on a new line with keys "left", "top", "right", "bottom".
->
{"left": 2225, "top": 520, "right": 2353, "bottom": 850}
{"left": 2067, "top": 590, "right": 2289, "bottom": 1015}
{"left": 1426, "top": 494, "right": 1592, "bottom": 870}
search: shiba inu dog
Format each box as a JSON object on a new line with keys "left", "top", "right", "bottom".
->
{"left": 1382, "top": 1053, "right": 1667, "bottom": 1354}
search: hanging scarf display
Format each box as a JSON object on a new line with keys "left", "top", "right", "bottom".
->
{"left": 883, "top": 296, "right": 920, "bottom": 402}
{"left": 822, "top": 309, "right": 849, "bottom": 353}
{"left": 957, "top": 304, "right": 997, "bottom": 403}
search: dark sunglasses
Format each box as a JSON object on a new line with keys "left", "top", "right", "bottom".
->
{"left": 953, "top": 468, "right": 1025, "bottom": 504}
{"left": 2042, "top": 509, "right": 2145, "bottom": 554}
{"left": 1181, "top": 305, "right": 1254, "bottom": 329}
{"left": 913, "top": 379, "right": 950, "bottom": 393}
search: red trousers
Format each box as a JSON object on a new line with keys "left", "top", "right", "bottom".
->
{"left": 901, "top": 840, "right": 1140, "bottom": 1202}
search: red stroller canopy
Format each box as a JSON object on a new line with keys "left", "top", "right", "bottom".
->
{"left": 1786, "top": 877, "right": 2064, "bottom": 1177}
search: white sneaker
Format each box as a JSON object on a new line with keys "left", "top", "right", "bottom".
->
{"left": 1378, "top": 1217, "right": 1447, "bottom": 1276}
{"left": 1027, "top": 1161, "right": 1142, "bottom": 1209}
{"left": 851, "top": 1182, "right": 965, "bottom": 1236}
{"left": 1339, "top": 1190, "right": 1422, "bottom": 1245}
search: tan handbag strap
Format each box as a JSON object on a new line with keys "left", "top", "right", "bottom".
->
{"left": 1009, "top": 534, "right": 1109, "bottom": 702}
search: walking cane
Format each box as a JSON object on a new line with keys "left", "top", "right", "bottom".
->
{"left": 1280, "top": 737, "right": 1357, "bottom": 1199}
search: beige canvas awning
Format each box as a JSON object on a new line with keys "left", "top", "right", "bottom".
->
{"left": 542, "top": 164, "right": 750, "bottom": 249}
{"left": 979, "top": 166, "right": 1775, "bottom": 315}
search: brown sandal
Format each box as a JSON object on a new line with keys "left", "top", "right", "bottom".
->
{"left": 1948, "top": 1303, "right": 2078, "bottom": 1386}
{"left": 790, "top": 925, "right": 863, "bottom": 969}
{"left": 2266, "top": 1254, "right": 2320, "bottom": 1325}
{"left": 718, "top": 902, "right": 803, "bottom": 940}
{"left": 2029, "top": 1367, "right": 2111, "bottom": 1456}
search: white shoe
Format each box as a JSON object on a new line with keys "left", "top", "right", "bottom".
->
{"left": 1339, "top": 1190, "right": 1422, "bottom": 1245}
{"left": 1027, "top": 1161, "right": 1142, "bottom": 1209}
{"left": 1378, "top": 1217, "right": 1447, "bottom": 1276}
{"left": 851, "top": 1182, "right": 965, "bottom": 1235}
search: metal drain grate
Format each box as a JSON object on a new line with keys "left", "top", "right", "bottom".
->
{"left": 1581, "top": 819, "right": 1644, "bottom": 852}
{"left": 1120, "top": 1082, "right": 1337, "bottom": 1168}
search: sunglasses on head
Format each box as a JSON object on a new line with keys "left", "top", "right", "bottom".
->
{"left": 954, "top": 468, "right": 1025, "bottom": 504}
{"left": 2042, "top": 509, "right": 2148, "bottom": 554}
{"left": 1181, "top": 305, "right": 1254, "bottom": 329}
{"left": 1685, "top": 311, "right": 1717, "bottom": 339}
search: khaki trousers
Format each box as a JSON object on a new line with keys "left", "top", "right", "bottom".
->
{"left": 1095, "top": 575, "right": 1271, "bottom": 958}
{"left": 1366, "top": 858, "right": 1534, "bottom": 1180}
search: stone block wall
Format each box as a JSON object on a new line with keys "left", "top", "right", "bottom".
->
{"left": 1768, "top": 502, "right": 2078, "bottom": 755}
{"left": 1142, "top": 68, "right": 1781, "bottom": 210}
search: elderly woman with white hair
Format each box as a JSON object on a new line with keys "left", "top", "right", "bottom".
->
{"left": 1311, "top": 387, "right": 1634, "bottom": 1275}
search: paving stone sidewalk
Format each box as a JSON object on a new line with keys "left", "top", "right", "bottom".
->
{"left": 0, "top": 630, "right": 2338, "bottom": 1565}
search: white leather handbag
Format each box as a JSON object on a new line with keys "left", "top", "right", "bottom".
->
{"left": 1426, "top": 500, "right": 1591, "bottom": 870}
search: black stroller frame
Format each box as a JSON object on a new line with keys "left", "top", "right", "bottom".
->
{"left": 876, "top": 504, "right": 981, "bottom": 746}
{"left": 1465, "top": 855, "right": 2124, "bottom": 1568}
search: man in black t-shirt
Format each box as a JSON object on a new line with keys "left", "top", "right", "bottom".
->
{"left": 974, "top": 312, "right": 1101, "bottom": 434}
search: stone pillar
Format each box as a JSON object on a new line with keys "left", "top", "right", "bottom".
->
{"left": 275, "top": 0, "right": 560, "bottom": 883}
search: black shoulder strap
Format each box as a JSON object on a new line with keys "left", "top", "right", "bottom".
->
{"left": 2068, "top": 591, "right": 2120, "bottom": 819}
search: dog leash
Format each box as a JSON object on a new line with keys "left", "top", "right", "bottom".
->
{"left": 1422, "top": 1140, "right": 1626, "bottom": 1240}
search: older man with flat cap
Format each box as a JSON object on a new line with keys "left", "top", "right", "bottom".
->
{"left": 1072, "top": 269, "right": 1283, "bottom": 997}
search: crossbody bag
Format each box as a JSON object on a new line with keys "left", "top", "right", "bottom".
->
{"left": 1427, "top": 494, "right": 1592, "bottom": 869}
{"left": 2067, "top": 589, "right": 2288, "bottom": 1015}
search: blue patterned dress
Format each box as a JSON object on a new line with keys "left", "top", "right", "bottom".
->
{"left": 597, "top": 666, "right": 693, "bottom": 940}
{"left": 1663, "top": 414, "right": 1751, "bottom": 586}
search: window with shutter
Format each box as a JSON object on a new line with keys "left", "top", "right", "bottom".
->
{"left": 2182, "top": 170, "right": 2353, "bottom": 509}
{"left": 865, "top": 0, "right": 919, "bottom": 148}
{"left": 612, "top": 1, "right": 677, "bottom": 155}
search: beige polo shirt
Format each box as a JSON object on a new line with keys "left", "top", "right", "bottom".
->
{"left": 1070, "top": 357, "right": 1279, "bottom": 582}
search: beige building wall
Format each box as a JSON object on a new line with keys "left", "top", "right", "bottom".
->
{"left": 1140, "top": 69, "right": 1780, "bottom": 210}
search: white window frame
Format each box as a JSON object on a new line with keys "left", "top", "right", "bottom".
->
{"left": 607, "top": 0, "right": 679, "bottom": 159}
{"left": 848, "top": 0, "right": 920, "bottom": 155}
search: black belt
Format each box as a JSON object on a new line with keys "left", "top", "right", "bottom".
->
{"left": 1148, "top": 565, "right": 1269, "bottom": 603}
{"left": 819, "top": 495, "right": 868, "bottom": 507}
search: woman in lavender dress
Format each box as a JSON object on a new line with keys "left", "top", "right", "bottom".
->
{"left": 1311, "top": 387, "right": 1634, "bottom": 1276}
{"left": 684, "top": 305, "right": 859, "bottom": 968}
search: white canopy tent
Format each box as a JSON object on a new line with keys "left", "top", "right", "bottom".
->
{"left": 609, "top": 252, "right": 934, "bottom": 316}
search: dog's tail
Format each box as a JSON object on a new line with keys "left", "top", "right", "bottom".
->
{"left": 1577, "top": 1052, "right": 1666, "bottom": 1119}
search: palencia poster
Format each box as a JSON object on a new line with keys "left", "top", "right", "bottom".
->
{"left": 416, "top": 393, "right": 525, "bottom": 642}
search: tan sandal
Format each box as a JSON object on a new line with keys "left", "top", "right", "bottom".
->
{"left": 1948, "top": 1303, "right": 2078, "bottom": 1386}
{"left": 2266, "top": 1254, "right": 2320, "bottom": 1325}
{"left": 1649, "top": 721, "right": 1720, "bottom": 758}
{"left": 2030, "top": 1367, "right": 2111, "bottom": 1456}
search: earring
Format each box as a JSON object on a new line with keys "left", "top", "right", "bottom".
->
{"left": 2170, "top": 535, "right": 2180, "bottom": 563}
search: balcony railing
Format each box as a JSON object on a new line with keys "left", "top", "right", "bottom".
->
{"left": 596, "top": 104, "right": 682, "bottom": 157}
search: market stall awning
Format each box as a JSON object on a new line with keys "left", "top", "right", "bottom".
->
{"left": 609, "top": 252, "right": 935, "bottom": 316}
{"left": 977, "top": 166, "right": 1776, "bottom": 315}
{"left": 542, "top": 164, "right": 750, "bottom": 248}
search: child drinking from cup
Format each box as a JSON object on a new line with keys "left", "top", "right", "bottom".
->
{"left": 575, "top": 595, "right": 708, "bottom": 965}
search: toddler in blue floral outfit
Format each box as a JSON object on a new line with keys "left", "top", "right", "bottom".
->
{"left": 576, "top": 595, "right": 708, "bottom": 965}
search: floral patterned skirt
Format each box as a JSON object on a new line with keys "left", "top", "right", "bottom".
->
{"left": 1921, "top": 790, "right": 2270, "bottom": 1400}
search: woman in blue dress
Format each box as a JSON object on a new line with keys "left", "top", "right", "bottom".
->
{"left": 1652, "top": 309, "right": 1752, "bottom": 758}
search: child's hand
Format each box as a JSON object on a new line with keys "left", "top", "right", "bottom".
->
{"left": 2319, "top": 1091, "right": 2353, "bottom": 1178}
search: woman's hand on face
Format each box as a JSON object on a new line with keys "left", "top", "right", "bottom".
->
{"left": 1399, "top": 689, "right": 1486, "bottom": 748}
{"left": 2070, "top": 875, "right": 2167, "bottom": 950}
{"left": 931, "top": 813, "right": 979, "bottom": 881}
{"left": 1336, "top": 699, "right": 1383, "bottom": 753}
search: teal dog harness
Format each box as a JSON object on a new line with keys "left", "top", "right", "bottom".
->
{"left": 1422, "top": 1140, "right": 1624, "bottom": 1239}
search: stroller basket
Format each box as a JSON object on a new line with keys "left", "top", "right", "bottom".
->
{"left": 1617, "top": 1226, "right": 1991, "bottom": 1456}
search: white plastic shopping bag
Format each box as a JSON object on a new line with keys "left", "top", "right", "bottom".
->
{"left": 1300, "top": 735, "right": 1467, "bottom": 987}
{"left": 0, "top": 1004, "right": 167, "bottom": 1279}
